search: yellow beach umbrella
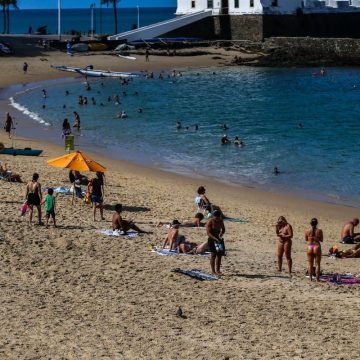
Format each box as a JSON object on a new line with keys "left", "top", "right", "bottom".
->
{"left": 47, "top": 151, "right": 106, "bottom": 172}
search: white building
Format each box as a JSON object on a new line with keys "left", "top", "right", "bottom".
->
{"left": 176, "top": 0, "right": 360, "bottom": 15}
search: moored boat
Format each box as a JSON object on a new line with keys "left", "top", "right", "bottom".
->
{"left": 76, "top": 68, "right": 140, "bottom": 78}
{"left": 0, "top": 147, "right": 43, "bottom": 156}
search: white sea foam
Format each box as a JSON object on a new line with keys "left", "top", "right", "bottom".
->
{"left": 9, "top": 97, "right": 51, "bottom": 126}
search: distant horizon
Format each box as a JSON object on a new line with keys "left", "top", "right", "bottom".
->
{"left": 17, "top": 0, "right": 177, "bottom": 10}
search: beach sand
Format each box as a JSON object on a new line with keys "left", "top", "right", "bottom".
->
{"left": 0, "top": 46, "right": 359, "bottom": 359}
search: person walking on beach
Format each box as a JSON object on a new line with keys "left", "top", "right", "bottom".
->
{"left": 23, "top": 62, "right": 28, "bottom": 74}
{"left": 275, "top": 216, "right": 293, "bottom": 276}
{"left": 43, "top": 188, "right": 56, "bottom": 228}
{"left": 340, "top": 218, "right": 360, "bottom": 244}
{"left": 305, "top": 218, "right": 323, "bottom": 282}
{"left": 4, "top": 112, "right": 13, "bottom": 139}
{"left": 25, "top": 173, "right": 42, "bottom": 225}
{"left": 62, "top": 118, "right": 71, "bottom": 138}
{"left": 206, "top": 210, "right": 226, "bottom": 276}
{"left": 145, "top": 48, "right": 150, "bottom": 62}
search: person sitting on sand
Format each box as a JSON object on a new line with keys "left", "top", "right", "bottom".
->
{"left": 196, "top": 186, "right": 223, "bottom": 217}
{"left": 275, "top": 216, "right": 293, "bottom": 276}
{"left": 340, "top": 218, "right": 360, "bottom": 244}
{"left": 112, "top": 203, "right": 149, "bottom": 234}
{"left": 330, "top": 243, "right": 360, "bottom": 258}
{"left": 163, "top": 219, "right": 182, "bottom": 250}
{"left": 177, "top": 237, "right": 209, "bottom": 254}
{"left": 305, "top": 218, "right": 323, "bottom": 282}
{"left": 0, "top": 162, "right": 22, "bottom": 182}
{"left": 206, "top": 210, "right": 226, "bottom": 276}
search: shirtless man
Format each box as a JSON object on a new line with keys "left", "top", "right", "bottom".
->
{"left": 112, "top": 204, "right": 149, "bottom": 234}
{"left": 341, "top": 218, "right": 360, "bottom": 244}
{"left": 162, "top": 220, "right": 181, "bottom": 250}
{"left": 206, "top": 210, "right": 226, "bottom": 276}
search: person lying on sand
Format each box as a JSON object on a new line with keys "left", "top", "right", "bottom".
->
{"left": 156, "top": 213, "right": 205, "bottom": 228}
{"left": 340, "top": 218, "right": 360, "bottom": 244}
{"left": 329, "top": 243, "right": 360, "bottom": 258}
{"left": 177, "top": 237, "right": 208, "bottom": 254}
{"left": 112, "top": 204, "right": 150, "bottom": 234}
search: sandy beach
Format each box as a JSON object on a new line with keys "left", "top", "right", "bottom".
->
{"left": 0, "top": 44, "right": 359, "bottom": 359}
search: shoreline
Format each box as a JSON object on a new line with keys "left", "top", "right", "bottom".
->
{"left": 3, "top": 70, "right": 360, "bottom": 210}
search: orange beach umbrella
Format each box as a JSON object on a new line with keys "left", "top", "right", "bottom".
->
{"left": 47, "top": 151, "right": 107, "bottom": 172}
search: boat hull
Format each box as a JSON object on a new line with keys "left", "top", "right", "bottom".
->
{"left": 0, "top": 148, "right": 43, "bottom": 156}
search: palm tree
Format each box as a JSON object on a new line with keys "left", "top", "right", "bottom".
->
{"left": 0, "top": 0, "right": 6, "bottom": 34}
{"left": 6, "top": 0, "right": 18, "bottom": 34}
{"left": 101, "top": 0, "right": 121, "bottom": 35}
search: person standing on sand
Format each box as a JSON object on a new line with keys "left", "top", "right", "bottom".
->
{"left": 275, "top": 216, "right": 293, "bottom": 276}
{"left": 4, "top": 112, "right": 13, "bottom": 139}
{"left": 73, "top": 111, "right": 80, "bottom": 130}
{"left": 206, "top": 210, "right": 226, "bottom": 276}
{"left": 305, "top": 218, "right": 323, "bottom": 282}
{"left": 23, "top": 62, "right": 28, "bottom": 74}
{"left": 145, "top": 48, "right": 150, "bottom": 62}
{"left": 25, "top": 173, "right": 42, "bottom": 225}
{"left": 43, "top": 188, "right": 56, "bottom": 228}
{"left": 340, "top": 218, "right": 360, "bottom": 244}
{"left": 88, "top": 172, "right": 105, "bottom": 222}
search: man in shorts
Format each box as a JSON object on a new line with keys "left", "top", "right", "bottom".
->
{"left": 341, "top": 218, "right": 360, "bottom": 244}
{"left": 112, "top": 204, "right": 150, "bottom": 234}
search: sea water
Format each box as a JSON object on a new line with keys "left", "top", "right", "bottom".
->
{"left": 3, "top": 8, "right": 176, "bottom": 35}
{"left": 10, "top": 67, "right": 360, "bottom": 207}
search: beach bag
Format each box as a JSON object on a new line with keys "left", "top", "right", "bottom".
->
{"left": 20, "top": 201, "right": 29, "bottom": 216}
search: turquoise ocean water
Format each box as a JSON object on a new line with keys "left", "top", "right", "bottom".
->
{"left": 9, "top": 67, "right": 360, "bottom": 207}
{"left": 3, "top": 8, "right": 176, "bottom": 35}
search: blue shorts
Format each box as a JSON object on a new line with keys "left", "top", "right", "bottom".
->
{"left": 91, "top": 194, "right": 103, "bottom": 204}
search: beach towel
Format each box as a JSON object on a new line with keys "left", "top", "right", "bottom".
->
{"left": 171, "top": 268, "right": 219, "bottom": 281}
{"left": 44, "top": 186, "right": 72, "bottom": 194}
{"left": 153, "top": 247, "right": 210, "bottom": 257}
{"left": 306, "top": 273, "right": 360, "bottom": 285}
{"left": 223, "top": 216, "right": 248, "bottom": 224}
{"left": 98, "top": 229, "right": 138, "bottom": 238}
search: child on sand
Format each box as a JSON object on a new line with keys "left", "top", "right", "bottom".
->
{"left": 43, "top": 188, "right": 56, "bottom": 228}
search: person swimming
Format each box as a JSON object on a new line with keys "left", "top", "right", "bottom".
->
{"left": 273, "top": 167, "right": 280, "bottom": 175}
{"left": 222, "top": 123, "right": 229, "bottom": 130}
{"left": 221, "top": 135, "right": 230, "bottom": 145}
{"left": 176, "top": 121, "right": 182, "bottom": 130}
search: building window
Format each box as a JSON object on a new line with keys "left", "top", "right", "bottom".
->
{"left": 191, "top": 0, "right": 196, "bottom": 8}
{"left": 234, "top": 0, "right": 239, "bottom": 8}
{"left": 250, "top": 0, "right": 254, "bottom": 7}
{"left": 271, "top": 0, "right": 278, "bottom": 6}
{"left": 207, "top": 0, "right": 213, "bottom": 8}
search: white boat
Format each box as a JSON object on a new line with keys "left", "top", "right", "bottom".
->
{"left": 118, "top": 54, "right": 137, "bottom": 61}
{"left": 76, "top": 68, "right": 140, "bottom": 78}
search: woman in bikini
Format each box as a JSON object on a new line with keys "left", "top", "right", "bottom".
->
{"left": 25, "top": 173, "right": 42, "bottom": 225}
{"left": 275, "top": 216, "right": 293, "bottom": 276}
{"left": 305, "top": 218, "right": 323, "bottom": 282}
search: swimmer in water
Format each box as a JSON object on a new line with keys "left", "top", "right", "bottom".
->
{"left": 221, "top": 135, "right": 230, "bottom": 145}
{"left": 176, "top": 121, "right": 182, "bottom": 130}
{"left": 273, "top": 167, "right": 280, "bottom": 175}
{"left": 91, "top": 97, "right": 96, "bottom": 105}
{"left": 114, "top": 95, "right": 120, "bottom": 105}
{"left": 42, "top": 89, "right": 47, "bottom": 98}
{"left": 222, "top": 123, "right": 229, "bottom": 130}
{"left": 234, "top": 136, "right": 244, "bottom": 147}
{"left": 65, "top": 90, "right": 69, "bottom": 95}
{"left": 138, "top": 108, "right": 143, "bottom": 113}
